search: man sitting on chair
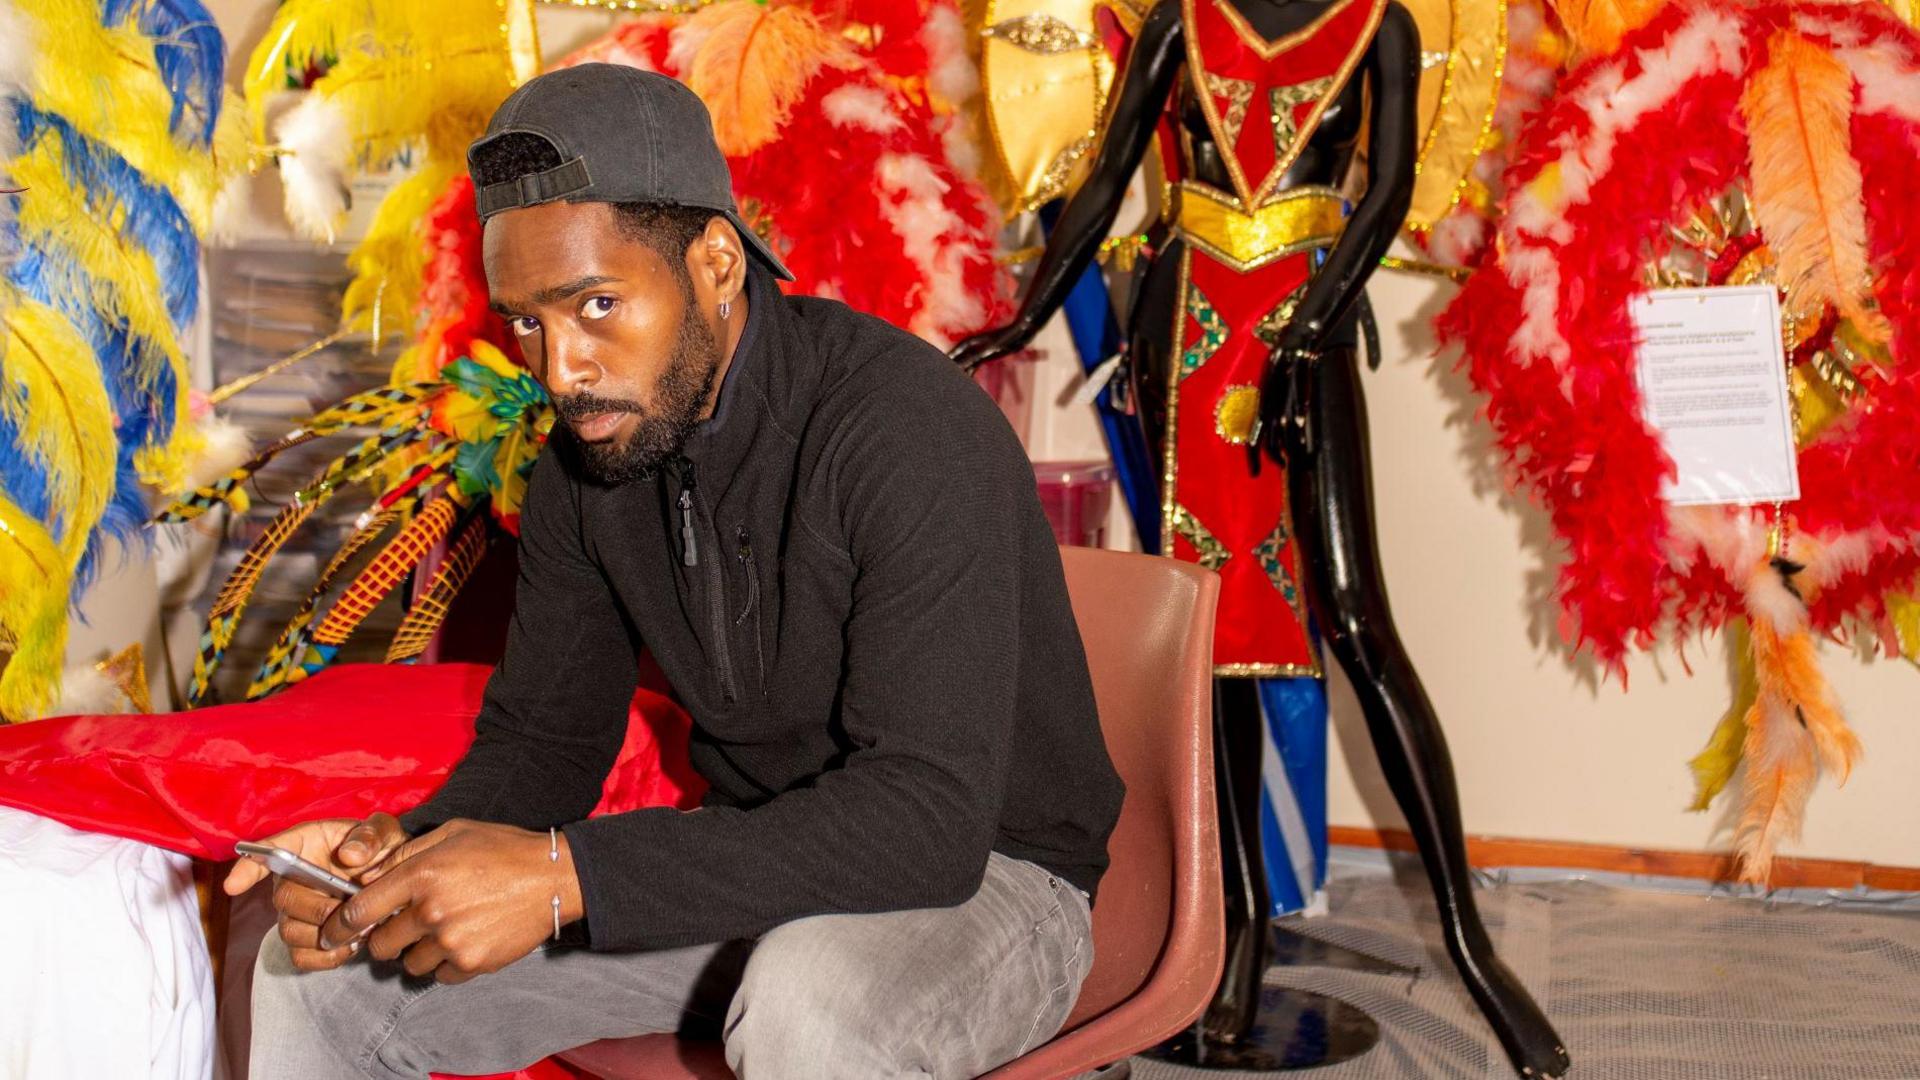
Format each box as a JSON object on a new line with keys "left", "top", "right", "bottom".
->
{"left": 229, "top": 64, "right": 1125, "bottom": 1080}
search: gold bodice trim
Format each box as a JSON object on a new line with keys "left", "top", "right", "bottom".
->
{"left": 1172, "top": 181, "right": 1346, "bottom": 272}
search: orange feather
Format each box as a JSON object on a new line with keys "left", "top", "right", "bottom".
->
{"left": 1550, "top": 0, "right": 1666, "bottom": 56}
{"left": 1734, "top": 618, "right": 1817, "bottom": 885}
{"left": 684, "top": 1, "right": 858, "bottom": 158}
{"left": 1742, "top": 31, "right": 1891, "bottom": 342}
{"left": 1733, "top": 613, "right": 1861, "bottom": 884}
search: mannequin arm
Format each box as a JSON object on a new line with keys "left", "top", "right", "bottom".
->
{"left": 1277, "top": 1, "right": 1420, "bottom": 351}
{"left": 950, "top": 0, "right": 1185, "bottom": 369}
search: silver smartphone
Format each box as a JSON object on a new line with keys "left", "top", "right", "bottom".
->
{"left": 235, "top": 840, "right": 362, "bottom": 898}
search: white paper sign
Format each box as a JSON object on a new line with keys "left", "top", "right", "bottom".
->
{"left": 1630, "top": 285, "right": 1800, "bottom": 506}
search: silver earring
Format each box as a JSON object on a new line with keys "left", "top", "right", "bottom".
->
{"left": 719, "top": 300, "right": 732, "bottom": 319}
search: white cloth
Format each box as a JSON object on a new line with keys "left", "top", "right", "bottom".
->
{"left": 0, "top": 805, "right": 213, "bottom": 1080}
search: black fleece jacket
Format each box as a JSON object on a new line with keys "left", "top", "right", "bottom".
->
{"left": 399, "top": 270, "right": 1124, "bottom": 951}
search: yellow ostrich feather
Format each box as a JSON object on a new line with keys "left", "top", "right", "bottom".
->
{"left": 0, "top": 299, "right": 115, "bottom": 556}
{"left": 345, "top": 159, "right": 464, "bottom": 348}
{"left": 14, "top": 0, "right": 240, "bottom": 231}
{"left": 245, "top": 0, "right": 517, "bottom": 342}
{"left": 1688, "top": 620, "right": 1755, "bottom": 813}
{"left": 684, "top": 1, "right": 859, "bottom": 158}
{"left": 0, "top": 498, "right": 68, "bottom": 723}
{"left": 10, "top": 148, "right": 188, "bottom": 420}
{"left": 243, "top": 0, "right": 347, "bottom": 147}
{"left": 1549, "top": 0, "right": 1666, "bottom": 56}
{"left": 1742, "top": 31, "right": 1890, "bottom": 342}
{"left": 10, "top": 137, "right": 189, "bottom": 403}
{"left": 133, "top": 410, "right": 207, "bottom": 497}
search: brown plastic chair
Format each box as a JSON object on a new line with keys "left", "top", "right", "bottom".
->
{"left": 559, "top": 547, "right": 1224, "bottom": 1080}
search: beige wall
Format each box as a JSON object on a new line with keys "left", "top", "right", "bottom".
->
{"left": 1022, "top": 256, "right": 1920, "bottom": 869}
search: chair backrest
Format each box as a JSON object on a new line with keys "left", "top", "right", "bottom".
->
{"left": 1050, "top": 547, "right": 1223, "bottom": 1034}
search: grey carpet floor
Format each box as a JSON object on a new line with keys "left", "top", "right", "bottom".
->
{"left": 1131, "top": 855, "right": 1920, "bottom": 1080}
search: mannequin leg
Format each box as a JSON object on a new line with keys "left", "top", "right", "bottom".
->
{"left": 1283, "top": 347, "right": 1570, "bottom": 1079}
{"left": 1202, "top": 678, "right": 1273, "bottom": 1042}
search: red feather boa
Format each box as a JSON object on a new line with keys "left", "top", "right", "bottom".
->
{"left": 1439, "top": 0, "right": 1920, "bottom": 674}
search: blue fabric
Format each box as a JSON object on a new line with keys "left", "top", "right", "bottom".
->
{"left": 1039, "top": 201, "right": 1159, "bottom": 551}
{"left": 1256, "top": 674, "right": 1330, "bottom": 916}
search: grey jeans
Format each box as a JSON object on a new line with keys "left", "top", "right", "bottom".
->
{"left": 249, "top": 852, "right": 1093, "bottom": 1080}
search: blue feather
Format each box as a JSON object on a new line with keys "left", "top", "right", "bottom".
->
{"left": 72, "top": 451, "right": 149, "bottom": 598}
{"left": 10, "top": 254, "right": 182, "bottom": 458}
{"left": 0, "top": 383, "right": 147, "bottom": 601}
{"left": 0, "top": 412, "right": 55, "bottom": 531}
{"left": 8, "top": 242, "right": 178, "bottom": 593}
{"left": 100, "top": 0, "right": 227, "bottom": 147}
{"left": 13, "top": 103, "right": 201, "bottom": 329}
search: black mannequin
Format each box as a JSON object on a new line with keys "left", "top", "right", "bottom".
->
{"left": 951, "top": 2, "right": 1568, "bottom": 1077}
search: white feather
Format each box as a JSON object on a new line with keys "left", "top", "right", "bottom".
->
{"left": 208, "top": 172, "right": 250, "bottom": 247}
{"left": 1503, "top": 246, "right": 1570, "bottom": 365}
{"left": 940, "top": 116, "right": 982, "bottom": 180}
{"left": 1804, "top": 528, "right": 1875, "bottom": 589}
{"left": 666, "top": 20, "right": 714, "bottom": 77}
{"left": 921, "top": 4, "right": 979, "bottom": 106}
{"left": 1840, "top": 46, "right": 1920, "bottom": 124}
{"left": 273, "top": 94, "right": 352, "bottom": 243}
{"left": 578, "top": 34, "right": 663, "bottom": 74}
{"left": 45, "top": 663, "right": 135, "bottom": 719}
{"left": 875, "top": 152, "right": 986, "bottom": 349}
{"left": 822, "top": 85, "right": 904, "bottom": 134}
{"left": 1670, "top": 505, "right": 1767, "bottom": 577}
{"left": 1425, "top": 210, "right": 1486, "bottom": 267}
{"left": 1743, "top": 565, "right": 1809, "bottom": 635}
{"left": 1794, "top": 11, "right": 1868, "bottom": 49}
{"left": 185, "top": 413, "right": 256, "bottom": 492}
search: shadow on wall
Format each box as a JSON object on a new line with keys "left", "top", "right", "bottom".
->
{"left": 1395, "top": 277, "right": 1607, "bottom": 693}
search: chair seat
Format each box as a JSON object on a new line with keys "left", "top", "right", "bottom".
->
{"left": 560, "top": 1034, "right": 732, "bottom": 1079}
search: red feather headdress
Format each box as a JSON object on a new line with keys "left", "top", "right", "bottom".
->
{"left": 1441, "top": 0, "right": 1920, "bottom": 880}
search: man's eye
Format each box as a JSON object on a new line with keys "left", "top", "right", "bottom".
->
{"left": 509, "top": 316, "right": 541, "bottom": 337}
{"left": 582, "top": 296, "right": 617, "bottom": 320}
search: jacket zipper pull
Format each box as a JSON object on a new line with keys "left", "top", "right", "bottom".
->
{"left": 677, "top": 460, "right": 699, "bottom": 567}
{"left": 735, "top": 528, "right": 758, "bottom": 625}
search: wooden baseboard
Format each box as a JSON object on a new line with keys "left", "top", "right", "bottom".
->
{"left": 1327, "top": 826, "right": 1920, "bottom": 893}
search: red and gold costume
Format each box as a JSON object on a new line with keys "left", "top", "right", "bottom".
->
{"left": 1160, "top": 0, "right": 1384, "bottom": 676}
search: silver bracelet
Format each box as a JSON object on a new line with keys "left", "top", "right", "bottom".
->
{"left": 549, "top": 827, "right": 562, "bottom": 942}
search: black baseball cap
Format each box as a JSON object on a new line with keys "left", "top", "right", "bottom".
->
{"left": 469, "top": 63, "right": 794, "bottom": 281}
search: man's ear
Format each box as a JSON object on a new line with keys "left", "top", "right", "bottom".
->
{"left": 689, "top": 216, "right": 747, "bottom": 305}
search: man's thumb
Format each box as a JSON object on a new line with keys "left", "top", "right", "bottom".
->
{"left": 336, "top": 822, "right": 381, "bottom": 866}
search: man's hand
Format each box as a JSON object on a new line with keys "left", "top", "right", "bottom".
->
{"left": 223, "top": 813, "right": 410, "bottom": 972}
{"left": 319, "top": 819, "right": 584, "bottom": 984}
{"left": 947, "top": 322, "right": 1035, "bottom": 373}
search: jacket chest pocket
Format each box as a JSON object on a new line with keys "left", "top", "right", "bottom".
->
{"left": 727, "top": 526, "right": 766, "bottom": 694}
{"left": 696, "top": 518, "right": 774, "bottom": 709}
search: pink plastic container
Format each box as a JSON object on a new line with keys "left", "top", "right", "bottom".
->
{"left": 1034, "top": 460, "right": 1116, "bottom": 549}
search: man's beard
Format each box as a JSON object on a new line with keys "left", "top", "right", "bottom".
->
{"left": 553, "top": 300, "right": 721, "bottom": 485}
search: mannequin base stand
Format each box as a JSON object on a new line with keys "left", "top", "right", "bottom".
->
{"left": 1142, "top": 924, "right": 1410, "bottom": 1071}
{"left": 1146, "top": 986, "right": 1380, "bottom": 1070}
